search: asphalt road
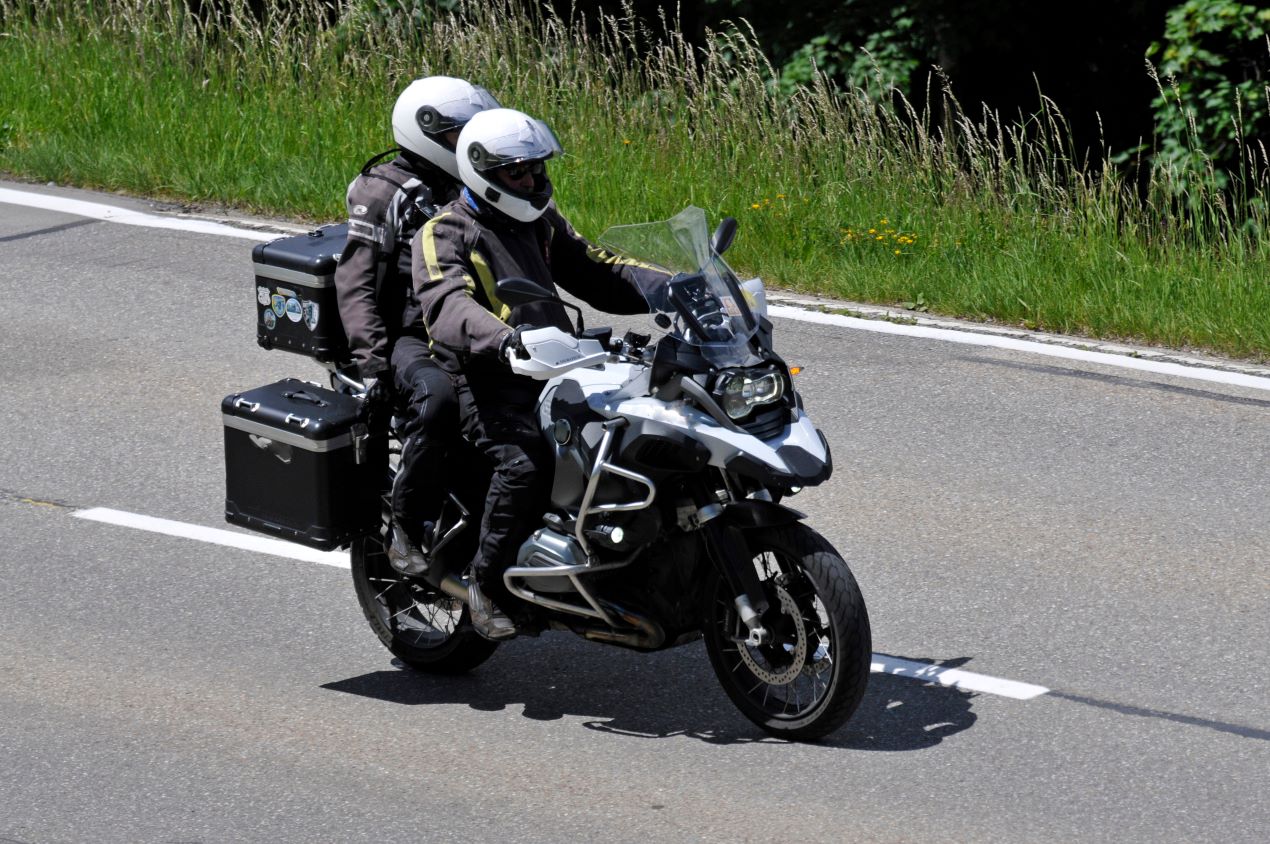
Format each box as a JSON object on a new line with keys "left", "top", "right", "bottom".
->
{"left": 1, "top": 182, "right": 1267, "bottom": 843}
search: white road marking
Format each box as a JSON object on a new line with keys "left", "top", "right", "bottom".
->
{"left": 71, "top": 504, "right": 1049, "bottom": 700}
{"left": 871, "top": 653, "right": 1050, "bottom": 700}
{"left": 0, "top": 187, "right": 279, "bottom": 241}
{"left": 767, "top": 305, "right": 1270, "bottom": 393}
{"left": 3, "top": 186, "right": 1266, "bottom": 391}
{"left": 72, "top": 507, "right": 349, "bottom": 568}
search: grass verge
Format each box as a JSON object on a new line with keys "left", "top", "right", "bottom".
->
{"left": 1, "top": 0, "right": 1266, "bottom": 360}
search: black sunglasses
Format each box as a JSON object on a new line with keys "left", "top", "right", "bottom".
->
{"left": 499, "top": 160, "right": 546, "bottom": 179}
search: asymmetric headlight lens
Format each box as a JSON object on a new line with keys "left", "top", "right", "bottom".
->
{"left": 717, "top": 369, "right": 785, "bottom": 419}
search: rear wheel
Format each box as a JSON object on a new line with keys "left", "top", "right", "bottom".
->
{"left": 351, "top": 534, "right": 498, "bottom": 674}
{"left": 702, "top": 523, "right": 871, "bottom": 740}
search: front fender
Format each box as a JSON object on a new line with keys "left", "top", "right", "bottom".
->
{"left": 716, "top": 499, "right": 805, "bottom": 529}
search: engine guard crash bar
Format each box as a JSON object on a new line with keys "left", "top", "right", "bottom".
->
{"left": 504, "top": 419, "right": 654, "bottom": 626}
{"left": 575, "top": 418, "right": 656, "bottom": 558}
{"left": 503, "top": 557, "right": 632, "bottom": 625}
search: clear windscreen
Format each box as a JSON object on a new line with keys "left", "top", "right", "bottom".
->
{"left": 598, "top": 206, "right": 762, "bottom": 367}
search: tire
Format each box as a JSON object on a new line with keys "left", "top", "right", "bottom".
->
{"left": 702, "top": 523, "right": 871, "bottom": 741}
{"left": 350, "top": 534, "right": 498, "bottom": 674}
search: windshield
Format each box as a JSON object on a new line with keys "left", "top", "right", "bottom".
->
{"left": 598, "top": 206, "right": 760, "bottom": 367}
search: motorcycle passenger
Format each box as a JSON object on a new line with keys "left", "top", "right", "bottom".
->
{"left": 334, "top": 75, "right": 499, "bottom": 577}
{"left": 412, "top": 107, "right": 665, "bottom": 640}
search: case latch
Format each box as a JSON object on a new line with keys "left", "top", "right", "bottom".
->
{"left": 351, "top": 422, "right": 369, "bottom": 465}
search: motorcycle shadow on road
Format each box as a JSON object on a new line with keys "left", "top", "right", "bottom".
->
{"left": 322, "top": 639, "right": 977, "bottom": 750}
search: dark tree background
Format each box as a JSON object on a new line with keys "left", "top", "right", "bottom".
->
{"left": 548, "top": 0, "right": 1181, "bottom": 163}
{"left": 185, "top": 1, "right": 1268, "bottom": 181}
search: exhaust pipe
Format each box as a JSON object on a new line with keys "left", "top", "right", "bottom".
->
{"left": 582, "top": 601, "right": 666, "bottom": 650}
{"left": 433, "top": 571, "right": 469, "bottom": 603}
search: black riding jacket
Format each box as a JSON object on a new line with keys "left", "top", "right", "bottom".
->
{"left": 334, "top": 152, "right": 460, "bottom": 378}
{"left": 412, "top": 194, "right": 661, "bottom": 377}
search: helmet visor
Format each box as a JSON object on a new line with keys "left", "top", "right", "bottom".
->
{"left": 418, "top": 85, "right": 501, "bottom": 135}
{"left": 469, "top": 117, "right": 563, "bottom": 171}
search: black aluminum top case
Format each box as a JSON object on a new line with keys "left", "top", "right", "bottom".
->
{"left": 252, "top": 224, "right": 351, "bottom": 363}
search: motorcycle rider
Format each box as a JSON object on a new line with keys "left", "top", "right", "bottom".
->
{"left": 412, "top": 107, "right": 665, "bottom": 640}
{"left": 334, "top": 75, "right": 499, "bottom": 576}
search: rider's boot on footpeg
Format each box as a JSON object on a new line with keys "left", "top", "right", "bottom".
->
{"left": 386, "top": 523, "right": 429, "bottom": 577}
{"left": 467, "top": 580, "right": 517, "bottom": 641}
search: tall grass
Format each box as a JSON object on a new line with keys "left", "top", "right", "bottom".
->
{"left": 1, "top": 0, "right": 1266, "bottom": 359}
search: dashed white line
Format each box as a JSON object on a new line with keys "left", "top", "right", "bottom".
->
{"left": 71, "top": 504, "right": 1050, "bottom": 700}
{"left": 73, "top": 507, "right": 349, "bottom": 568}
{"left": 870, "top": 653, "right": 1050, "bottom": 700}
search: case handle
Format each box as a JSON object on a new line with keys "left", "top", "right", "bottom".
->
{"left": 282, "top": 390, "right": 329, "bottom": 407}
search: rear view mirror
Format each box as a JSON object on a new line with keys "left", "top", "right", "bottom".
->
{"left": 495, "top": 276, "right": 585, "bottom": 333}
{"left": 711, "top": 217, "right": 738, "bottom": 255}
{"left": 495, "top": 276, "right": 556, "bottom": 306}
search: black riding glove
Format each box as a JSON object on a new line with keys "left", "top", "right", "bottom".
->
{"left": 362, "top": 376, "right": 393, "bottom": 409}
{"left": 499, "top": 326, "right": 530, "bottom": 363}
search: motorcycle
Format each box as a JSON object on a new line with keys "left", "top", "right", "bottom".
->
{"left": 338, "top": 206, "right": 870, "bottom": 740}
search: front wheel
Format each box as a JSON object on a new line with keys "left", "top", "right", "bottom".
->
{"left": 351, "top": 534, "right": 498, "bottom": 674}
{"left": 703, "top": 523, "right": 871, "bottom": 740}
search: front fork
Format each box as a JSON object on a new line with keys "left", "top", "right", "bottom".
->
{"left": 695, "top": 489, "right": 773, "bottom": 647}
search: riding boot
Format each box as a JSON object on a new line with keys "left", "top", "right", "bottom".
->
{"left": 467, "top": 579, "right": 517, "bottom": 641}
{"left": 386, "top": 523, "right": 429, "bottom": 577}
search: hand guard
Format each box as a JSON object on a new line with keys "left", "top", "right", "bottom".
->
{"left": 505, "top": 326, "right": 609, "bottom": 379}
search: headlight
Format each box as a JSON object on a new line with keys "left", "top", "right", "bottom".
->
{"left": 715, "top": 368, "right": 785, "bottom": 420}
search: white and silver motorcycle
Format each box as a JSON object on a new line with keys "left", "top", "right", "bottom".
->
{"left": 349, "top": 206, "right": 870, "bottom": 740}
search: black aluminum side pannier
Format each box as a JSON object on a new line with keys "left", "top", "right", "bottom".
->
{"left": 252, "top": 224, "right": 351, "bottom": 362}
{"left": 222, "top": 379, "right": 385, "bottom": 550}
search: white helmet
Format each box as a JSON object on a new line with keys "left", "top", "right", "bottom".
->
{"left": 456, "top": 108, "right": 563, "bottom": 223}
{"left": 391, "top": 76, "right": 500, "bottom": 180}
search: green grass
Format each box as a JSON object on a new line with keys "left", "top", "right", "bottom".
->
{"left": 2, "top": 0, "right": 1267, "bottom": 360}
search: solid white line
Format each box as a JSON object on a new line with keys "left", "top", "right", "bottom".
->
{"left": 2, "top": 186, "right": 1265, "bottom": 391}
{"left": 0, "top": 187, "right": 278, "bottom": 241}
{"left": 72, "top": 507, "right": 350, "bottom": 568}
{"left": 768, "top": 304, "right": 1270, "bottom": 393}
{"left": 871, "top": 653, "right": 1050, "bottom": 700}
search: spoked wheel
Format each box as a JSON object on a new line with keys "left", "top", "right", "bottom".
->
{"left": 351, "top": 534, "right": 498, "bottom": 674}
{"left": 703, "top": 523, "right": 871, "bottom": 740}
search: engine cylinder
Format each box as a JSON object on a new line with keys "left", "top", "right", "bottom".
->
{"left": 512, "top": 528, "right": 586, "bottom": 593}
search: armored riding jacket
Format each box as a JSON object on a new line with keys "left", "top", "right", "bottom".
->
{"left": 412, "top": 195, "right": 658, "bottom": 377}
{"left": 334, "top": 153, "right": 459, "bottom": 378}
